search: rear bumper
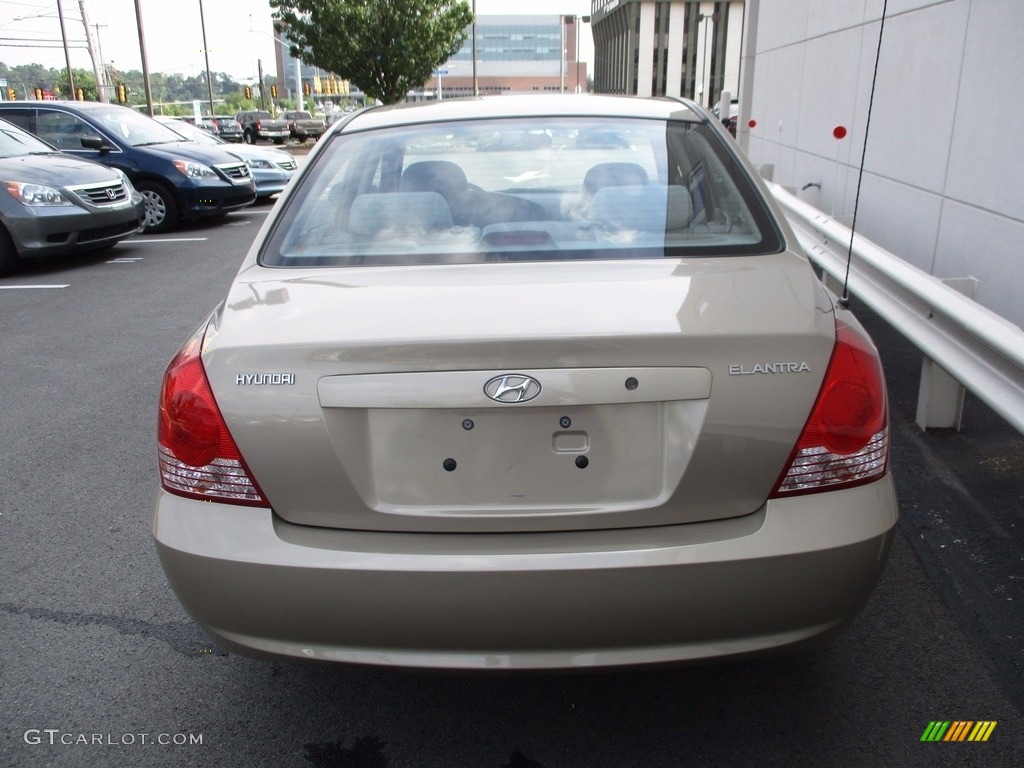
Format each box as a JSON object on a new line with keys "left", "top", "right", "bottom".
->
{"left": 153, "top": 477, "right": 897, "bottom": 669}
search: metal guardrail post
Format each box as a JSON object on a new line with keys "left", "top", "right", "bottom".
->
{"left": 916, "top": 277, "right": 977, "bottom": 431}
{"left": 769, "top": 183, "right": 1024, "bottom": 436}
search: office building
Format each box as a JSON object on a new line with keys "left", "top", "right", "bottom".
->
{"left": 590, "top": 0, "right": 744, "bottom": 105}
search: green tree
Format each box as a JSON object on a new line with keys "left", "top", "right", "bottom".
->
{"left": 3, "top": 63, "right": 52, "bottom": 98}
{"left": 223, "top": 91, "right": 250, "bottom": 113}
{"left": 270, "top": 0, "right": 473, "bottom": 105}
{"left": 51, "top": 68, "right": 98, "bottom": 101}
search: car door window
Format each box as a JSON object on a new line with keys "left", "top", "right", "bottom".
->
{"left": 0, "top": 108, "right": 34, "bottom": 133}
{"left": 36, "top": 111, "right": 95, "bottom": 151}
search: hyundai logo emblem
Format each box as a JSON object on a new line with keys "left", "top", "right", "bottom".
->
{"left": 484, "top": 374, "right": 541, "bottom": 404}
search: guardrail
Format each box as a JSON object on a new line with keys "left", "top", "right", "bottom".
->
{"left": 770, "top": 183, "right": 1024, "bottom": 435}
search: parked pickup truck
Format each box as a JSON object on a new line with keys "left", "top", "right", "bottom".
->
{"left": 282, "top": 110, "right": 325, "bottom": 142}
{"left": 236, "top": 110, "right": 290, "bottom": 145}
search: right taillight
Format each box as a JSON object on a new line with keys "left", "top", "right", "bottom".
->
{"left": 158, "top": 322, "right": 268, "bottom": 507}
{"left": 770, "top": 317, "right": 889, "bottom": 497}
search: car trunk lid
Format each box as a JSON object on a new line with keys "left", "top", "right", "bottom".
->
{"left": 203, "top": 255, "right": 836, "bottom": 533}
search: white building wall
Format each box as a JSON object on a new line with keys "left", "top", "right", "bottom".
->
{"left": 637, "top": 2, "right": 657, "bottom": 97}
{"left": 743, "top": 0, "right": 1024, "bottom": 326}
{"left": 665, "top": 2, "right": 687, "bottom": 98}
{"left": 723, "top": 1, "right": 745, "bottom": 95}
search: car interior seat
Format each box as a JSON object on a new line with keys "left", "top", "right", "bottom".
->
{"left": 582, "top": 162, "right": 650, "bottom": 198}
{"left": 349, "top": 191, "right": 454, "bottom": 238}
{"left": 588, "top": 185, "right": 693, "bottom": 234}
{"left": 401, "top": 161, "right": 475, "bottom": 226}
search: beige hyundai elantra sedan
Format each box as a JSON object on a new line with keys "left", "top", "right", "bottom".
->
{"left": 154, "top": 95, "right": 896, "bottom": 669}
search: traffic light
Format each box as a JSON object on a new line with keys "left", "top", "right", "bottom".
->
{"left": 6, "top": 87, "right": 15, "bottom": 101}
{"left": 270, "top": 84, "right": 277, "bottom": 99}
{"left": 303, "top": 82, "right": 310, "bottom": 96}
{"left": 116, "top": 83, "right": 127, "bottom": 104}
{"left": 244, "top": 85, "right": 252, "bottom": 100}
{"left": 76, "top": 87, "right": 84, "bottom": 101}
{"left": 34, "top": 87, "right": 43, "bottom": 100}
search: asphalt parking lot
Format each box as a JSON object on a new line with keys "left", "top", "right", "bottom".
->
{"left": 0, "top": 204, "right": 1021, "bottom": 767}
{"left": 856, "top": 301, "right": 1024, "bottom": 715}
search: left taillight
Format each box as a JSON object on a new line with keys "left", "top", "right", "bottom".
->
{"left": 158, "top": 323, "right": 268, "bottom": 507}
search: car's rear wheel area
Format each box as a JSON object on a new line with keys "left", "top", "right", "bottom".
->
{"left": 136, "top": 181, "right": 179, "bottom": 234}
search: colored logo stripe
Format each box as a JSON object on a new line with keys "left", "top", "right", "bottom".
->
{"left": 921, "top": 721, "right": 997, "bottom": 742}
{"left": 967, "top": 721, "right": 997, "bottom": 742}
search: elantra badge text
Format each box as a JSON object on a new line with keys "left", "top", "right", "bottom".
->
{"left": 728, "top": 362, "right": 810, "bottom": 376}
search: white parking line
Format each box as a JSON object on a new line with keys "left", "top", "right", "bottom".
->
{"left": 106, "top": 257, "right": 144, "bottom": 264}
{"left": 227, "top": 209, "right": 273, "bottom": 225}
{"left": 0, "top": 284, "right": 70, "bottom": 290}
{"left": 135, "top": 238, "right": 209, "bottom": 243}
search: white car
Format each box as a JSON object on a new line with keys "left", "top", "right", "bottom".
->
{"left": 155, "top": 117, "right": 297, "bottom": 199}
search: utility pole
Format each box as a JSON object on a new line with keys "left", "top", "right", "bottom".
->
{"left": 77, "top": 0, "right": 106, "bottom": 101}
{"left": 559, "top": 16, "right": 565, "bottom": 93}
{"left": 93, "top": 24, "right": 109, "bottom": 101}
{"left": 257, "top": 59, "right": 267, "bottom": 111}
{"left": 472, "top": 0, "right": 478, "bottom": 96}
{"left": 56, "top": 0, "right": 75, "bottom": 98}
{"left": 133, "top": 0, "right": 154, "bottom": 115}
{"left": 198, "top": 0, "right": 215, "bottom": 117}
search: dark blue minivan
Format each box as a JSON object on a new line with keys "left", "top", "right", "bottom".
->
{"left": 0, "top": 102, "right": 257, "bottom": 233}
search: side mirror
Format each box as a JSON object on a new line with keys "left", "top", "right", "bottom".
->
{"left": 80, "top": 135, "right": 111, "bottom": 152}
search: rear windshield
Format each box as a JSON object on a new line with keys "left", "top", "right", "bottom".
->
{"left": 261, "top": 116, "right": 782, "bottom": 267}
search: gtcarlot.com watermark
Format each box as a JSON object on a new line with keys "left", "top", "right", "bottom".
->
{"left": 24, "top": 729, "right": 203, "bottom": 747}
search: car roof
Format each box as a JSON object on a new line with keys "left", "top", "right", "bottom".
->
{"left": 342, "top": 94, "right": 706, "bottom": 133}
{"left": 0, "top": 100, "right": 127, "bottom": 113}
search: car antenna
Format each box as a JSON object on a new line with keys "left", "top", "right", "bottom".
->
{"left": 839, "top": 0, "right": 889, "bottom": 308}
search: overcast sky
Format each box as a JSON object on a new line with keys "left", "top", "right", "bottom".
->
{"left": 0, "top": 1, "right": 596, "bottom": 82}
